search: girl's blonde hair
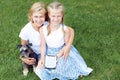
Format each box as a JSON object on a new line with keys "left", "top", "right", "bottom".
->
{"left": 28, "top": 2, "right": 47, "bottom": 21}
{"left": 47, "top": 1, "right": 64, "bottom": 14}
{"left": 47, "top": 1, "right": 65, "bottom": 35}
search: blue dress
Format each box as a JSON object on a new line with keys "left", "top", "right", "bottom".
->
{"left": 35, "top": 24, "right": 93, "bottom": 80}
{"left": 46, "top": 45, "right": 93, "bottom": 80}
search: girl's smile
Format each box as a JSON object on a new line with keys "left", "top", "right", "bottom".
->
{"left": 48, "top": 10, "right": 63, "bottom": 27}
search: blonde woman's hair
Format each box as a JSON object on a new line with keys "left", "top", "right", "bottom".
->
{"left": 47, "top": 1, "right": 65, "bottom": 35}
{"left": 28, "top": 2, "right": 47, "bottom": 21}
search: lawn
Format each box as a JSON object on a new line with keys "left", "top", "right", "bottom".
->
{"left": 0, "top": 0, "right": 120, "bottom": 80}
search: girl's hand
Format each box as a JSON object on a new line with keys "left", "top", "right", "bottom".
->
{"left": 38, "top": 57, "right": 45, "bottom": 69}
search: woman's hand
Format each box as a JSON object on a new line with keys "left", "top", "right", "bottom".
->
{"left": 56, "top": 48, "right": 64, "bottom": 61}
{"left": 21, "top": 58, "right": 36, "bottom": 65}
{"left": 56, "top": 45, "right": 71, "bottom": 61}
{"left": 63, "top": 26, "right": 74, "bottom": 59}
{"left": 62, "top": 45, "right": 71, "bottom": 59}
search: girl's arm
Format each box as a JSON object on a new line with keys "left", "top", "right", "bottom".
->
{"left": 38, "top": 27, "right": 46, "bottom": 69}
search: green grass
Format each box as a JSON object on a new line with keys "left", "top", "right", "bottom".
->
{"left": 0, "top": 0, "right": 120, "bottom": 80}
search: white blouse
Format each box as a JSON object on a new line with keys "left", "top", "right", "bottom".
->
{"left": 43, "top": 24, "right": 67, "bottom": 48}
{"left": 19, "top": 22, "right": 41, "bottom": 54}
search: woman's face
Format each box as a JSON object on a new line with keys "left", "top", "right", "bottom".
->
{"left": 48, "top": 10, "right": 63, "bottom": 26}
{"left": 31, "top": 11, "right": 45, "bottom": 27}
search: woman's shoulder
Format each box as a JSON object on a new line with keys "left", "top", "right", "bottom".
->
{"left": 43, "top": 21, "right": 49, "bottom": 27}
{"left": 21, "top": 22, "right": 32, "bottom": 30}
{"left": 43, "top": 21, "right": 48, "bottom": 25}
{"left": 60, "top": 24, "right": 68, "bottom": 30}
{"left": 61, "top": 24, "right": 74, "bottom": 33}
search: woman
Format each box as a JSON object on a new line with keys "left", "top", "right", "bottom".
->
{"left": 19, "top": 2, "right": 47, "bottom": 76}
{"left": 36, "top": 1, "right": 93, "bottom": 80}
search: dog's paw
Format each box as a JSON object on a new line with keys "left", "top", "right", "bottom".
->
{"left": 23, "top": 69, "right": 28, "bottom": 76}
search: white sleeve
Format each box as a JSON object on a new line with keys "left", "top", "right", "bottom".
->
{"left": 19, "top": 27, "right": 28, "bottom": 40}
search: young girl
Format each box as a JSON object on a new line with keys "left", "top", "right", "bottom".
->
{"left": 36, "top": 1, "right": 93, "bottom": 80}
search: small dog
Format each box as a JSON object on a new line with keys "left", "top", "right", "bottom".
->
{"left": 18, "top": 43, "right": 38, "bottom": 76}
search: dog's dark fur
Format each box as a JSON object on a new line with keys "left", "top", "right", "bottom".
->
{"left": 18, "top": 43, "right": 38, "bottom": 76}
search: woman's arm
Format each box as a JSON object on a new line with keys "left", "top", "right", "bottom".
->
{"left": 65, "top": 27, "right": 74, "bottom": 47}
{"left": 21, "top": 39, "right": 28, "bottom": 45}
{"left": 57, "top": 26, "right": 74, "bottom": 59}
{"left": 64, "top": 26, "right": 74, "bottom": 59}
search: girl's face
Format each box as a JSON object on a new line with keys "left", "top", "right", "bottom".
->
{"left": 48, "top": 10, "right": 63, "bottom": 26}
{"left": 31, "top": 11, "right": 45, "bottom": 27}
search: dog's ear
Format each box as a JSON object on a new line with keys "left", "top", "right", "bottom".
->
{"left": 17, "top": 44, "right": 22, "bottom": 48}
{"left": 24, "top": 43, "right": 32, "bottom": 48}
{"left": 28, "top": 43, "right": 32, "bottom": 46}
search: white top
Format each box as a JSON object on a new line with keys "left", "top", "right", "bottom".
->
{"left": 19, "top": 22, "right": 48, "bottom": 54}
{"left": 43, "top": 24, "right": 67, "bottom": 48}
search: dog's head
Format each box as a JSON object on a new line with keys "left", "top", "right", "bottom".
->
{"left": 18, "top": 43, "right": 32, "bottom": 58}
